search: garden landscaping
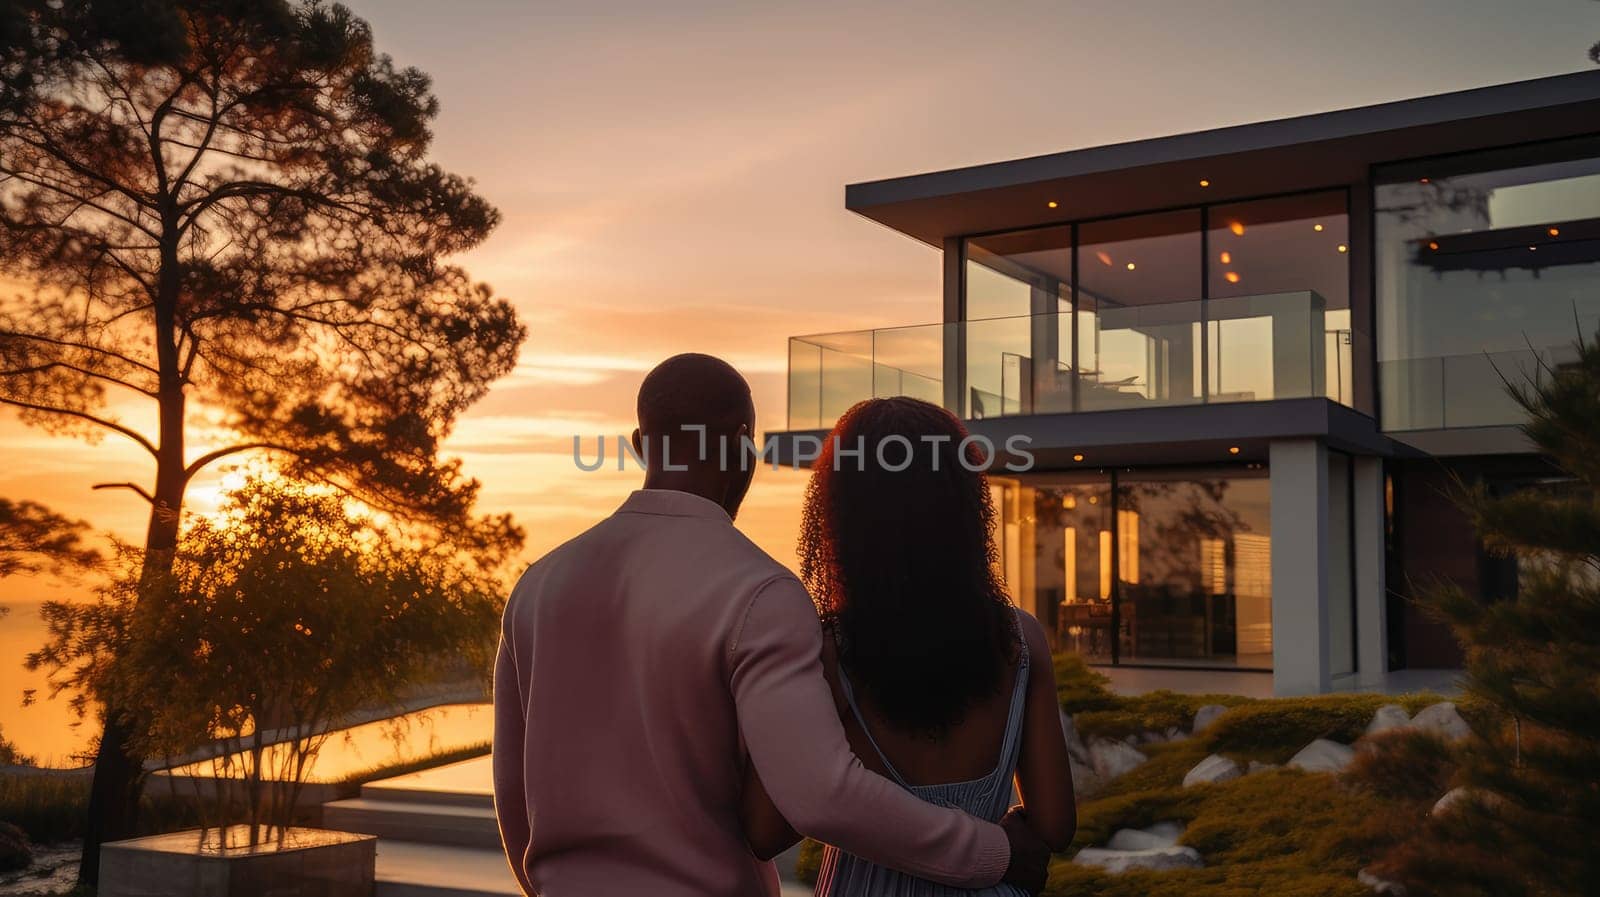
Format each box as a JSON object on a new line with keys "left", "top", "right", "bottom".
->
{"left": 797, "top": 654, "right": 1477, "bottom": 897}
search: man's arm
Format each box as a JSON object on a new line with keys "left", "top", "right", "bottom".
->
{"left": 492, "top": 633, "right": 537, "bottom": 896}
{"left": 728, "top": 576, "right": 1010, "bottom": 888}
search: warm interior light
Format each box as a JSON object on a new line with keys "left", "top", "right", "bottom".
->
{"left": 1072, "top": 453, "right": 1085, "bottom": 462}
{"left": 1229, "top": 221, "right": 1245, "bottom": 236}
{"left": 1224, "top": 271, "right": 1241, "bottom": 284}
{"left": 1428, "top": 241, "right": 1439, "bottom": 250}
{"left": 1087, "top": 495, "right": 1098, "bottom": 504}
{"left": 1095, "top": 251, "right": 1113, "bottom": 266}
{"left": 1529, "top": 245, "right": 1537, "bottom": 251}
{"left": 1313, "top": 223, "right": 1324, "bottom": 232}
{"left": 1126, "top": 262, "right": 1136, "bottom": 271}
{"left": 1549, "top": 227, "right": 1561, "bottom": 237}
{"left": 1047, "top": 200, "right": 1058, "bottom": 208}
{"left": 1228, "top": 446, "right": 1241, "bottom": 455}
{"left": 1062, "top": 494, "right": 1077, "bottom": 509}
{"left": 1219, "top": 251, "right": 1231, "bottom": 264}
{"left": 1419, "top": 177, "right": 1430, "bottom": 184}
{"left": 1337, "top": 244, "right": 1348, "bottom": 253}
{"left": 1199, "top": 179, "right": 1210, "bottom": 187}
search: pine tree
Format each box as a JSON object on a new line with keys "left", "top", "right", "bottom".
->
{"left": 1375, "top": 330, "right": 1600, "bottom": 896}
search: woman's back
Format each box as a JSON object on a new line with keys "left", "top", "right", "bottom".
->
{"left": 812, "top": 608, "right": 1033, "bottom": 897}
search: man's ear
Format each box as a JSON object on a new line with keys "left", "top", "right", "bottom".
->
{"left": 630, "top": 428, "right": 643, "bottom": 460}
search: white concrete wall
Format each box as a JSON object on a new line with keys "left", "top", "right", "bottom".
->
{"left": 1270, "top": 439, "right": 1332, "bottom": 695}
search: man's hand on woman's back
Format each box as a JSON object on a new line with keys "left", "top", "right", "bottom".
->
{"left": 1000, "top": 806, "right": 1052, "bottom": 895}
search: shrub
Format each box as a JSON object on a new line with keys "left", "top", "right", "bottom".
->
{"left": 1343, "top": 729, "right": 1459, "bottom": 804}
{"left": 0, "top": 821, "right": 31, "bottom": 873}
{"left": 1054, "top": 653, "right": 1118, "bottom": 714}
{"left": 1201, "top": 694, "right": 1444, "bottom": 763}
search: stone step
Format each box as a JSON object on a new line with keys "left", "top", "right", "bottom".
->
{"left": 362, "top": 780, "right": 494, "bottom": 810}
{"left": 376, "top": 840, "right": 520, "bottom": 897}
{"left": 325, "top": 797, "right": 502, "bottom": 849}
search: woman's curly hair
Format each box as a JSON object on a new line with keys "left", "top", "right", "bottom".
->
{"left": 799, "top": 396, "right": 1018, "bottom": 738}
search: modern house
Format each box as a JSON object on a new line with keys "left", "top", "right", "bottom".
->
{"left": 770, "top": 70, "right": 1600, "bottom": 696}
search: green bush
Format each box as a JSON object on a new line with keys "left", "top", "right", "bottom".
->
{"left": 1048, "top": 770, "right": 1392, "bottom": 897}
{"left": 1201, "top": 693, "right": 1445, "bottom": 763}
{"left": 0, "top": 821, "right": 31, "bottom": 873}
{"left": 1054, "top": 653, "right": 1119, "bottom": 714}
{"left": 0, "top": 772, "right": 200, "bottom": 844}
{"left": 1342, "top": 729, "right": 1459, "bottom": 804}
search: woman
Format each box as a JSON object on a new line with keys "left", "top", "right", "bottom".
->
{"left": 741, "top": 396, "right": 1076, "bottom": 895}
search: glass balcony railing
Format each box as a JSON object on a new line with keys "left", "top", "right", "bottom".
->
{"left": 787, "top": 291, "right": 1358, "bottom": 430}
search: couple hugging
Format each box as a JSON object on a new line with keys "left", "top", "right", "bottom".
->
{"left": 493, "top": 353, "right": 1076, "bottom": 896}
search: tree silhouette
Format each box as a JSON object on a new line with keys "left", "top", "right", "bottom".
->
{"left": 0, "top": 498, "right": 101, "bottom": 579}
{"left": 0, "top": 1, "right": 525, "bottom": 880}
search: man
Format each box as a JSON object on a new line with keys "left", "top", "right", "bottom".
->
{"left": 493, "top": 353, "right": 1049, "bottom": 896}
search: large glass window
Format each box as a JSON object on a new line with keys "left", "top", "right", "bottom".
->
{"left": 1209, "top": 193, "right": 1351, "bottom": 405}
{"left": 1012, "top": 466, "right": 1271, "bottom": 670}
{"left": 1376, "top": 138, "right": 1600, "bottom": 431}
{"left": 1116, "top": 468, "right": 1272, "bottom": 669}
{"left": 1077, "top": 211, "right": 1203, "bottom": 410}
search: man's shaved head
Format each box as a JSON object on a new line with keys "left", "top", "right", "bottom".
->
{"left": 636, "top": 353, "right": 754, "bottom": 439}
{"left": 632, "top": 353, "right": 759, "bottom": 519}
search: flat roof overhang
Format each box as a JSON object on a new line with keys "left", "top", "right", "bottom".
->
{"left": 847, "top": 70, "right": 1600, "bottom": 245}
{"left": 764, "top": 397, "right": 1395, "bottom": 470}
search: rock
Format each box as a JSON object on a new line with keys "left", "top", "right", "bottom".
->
{"left": 1059, "top": 710, "right": 1090, "bottom": 766}
{"left": 1409, "top": 702, "right": 1472, "bottom": 742}
{"left": 1247, "top": 760, "right": 1279, "bottom": 775}
{"left": 1074, "top": 845, "right": 1203, "bottom": 873}
{"left": 1365, "top": 704, "right": 1411, "bottom": 737}
{"left": 1164, "top": 726, "right": 1188, "bottom": 742}
{"left": 1106, "top": 821, "right": 1184, "bottom": 851}
{"left": 1288, "top": 738, "right": 1355, "bottom": 773}
{"left": 1070, "top": 758, "right": 1105, "bottom": 799}
{"left": 1359, "top": 867, "right": 1408, "bottom": 895}
{"left": 1430, "top": 786, "right": 1498, "bottom": 817}
{"left": 1191, "top": 704, "right": 1228, "bottom": 734}
{"left": 1183, "top": 753, "right": 1243, "bottom": 788}
{"left": 1088, "top": 737, "right": 1147, "bottom": 780}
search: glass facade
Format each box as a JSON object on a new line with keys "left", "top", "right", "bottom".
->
{"left": 1376, "top": 137, "right": 1600, "bottom": 431}
{"left": 998, "top": 466, "right": 1272, "bottom": 670}
{"left": 960, "top": 192, "right": 1352, "bottom": 421}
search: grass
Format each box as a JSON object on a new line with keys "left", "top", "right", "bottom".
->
{"left": 0, "top": 772, "right": 201, "bottom": 845}
{"left": 336, "top": 740, "right": 491, "bottom": 787}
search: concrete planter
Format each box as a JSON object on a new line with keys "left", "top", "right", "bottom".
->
{"left": 100, "top": 826, "right": 375, "bottom": 897}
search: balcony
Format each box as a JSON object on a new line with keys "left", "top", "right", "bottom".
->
{"left": 788, "top": 291, "right": 1358, "bottom": 431}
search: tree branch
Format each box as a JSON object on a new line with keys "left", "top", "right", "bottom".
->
{"left": 92, "top": 481, "right": 155, "bottom": 504}
{"left": 0, "top": 396, "right": 159, "bottom": 458}
{"left": 0, "top": 361, "right": 158, "bottom": 397}
{"left": 0, "top": 330, "right": 158, "bottom": 375}
{"left": 183, "top": 442, "right": 299, "bottom": 480}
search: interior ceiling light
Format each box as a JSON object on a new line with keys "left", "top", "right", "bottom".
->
{"left": 1337, "top": 244, "right": 1348, "bottom": 253}
{"left": 1047, "top": 200, "right": 1058, "bottom": 208}
{"left": 1228, "top": 446, "right": 1241, "bottom": 455}
{"left": 1199, "top": 179, "right": 1210, "bottom": 187}
{"left": 1313, "top": 223, "right": 1324, "bottom": 232}
{"left": 1229, "top": 222, "right": 1245, "bottom": 236}
{"left": 1224, "top": 271, "right": 1241, "bottom": 283}
{"left": 1126, "top": 262, "right": 1136, "bottom": 271}
{"left": 1219, "top": 251, "right": 1232, "bottom": 264}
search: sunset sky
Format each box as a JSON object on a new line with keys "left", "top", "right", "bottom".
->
{"left": 3, "top": 0, "right": 1599, "bottom": 760}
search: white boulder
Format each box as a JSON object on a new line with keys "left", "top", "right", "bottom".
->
{"left": 1359, "top": 867, "right": 1408, "bottom": 895}
{"left": 1247, "top": 760, "right": 1280, "bottom": 775}
{"left": 1183, "top": 754, "right": 1243, "bottom": 788}
{"left": 1288, "top": 738, "right": 1355, "bottom": 774}
{"left": 1070, "top": 758, "right": 1104, "bottom": 800}
{"left": 1074, "top": 845, "right": 1203, "bottom": 873}
{"left": 1409, "top": 702, "right": 1472, "bottom": 742}
{"left": 1059, "top": 710, "right": 1090, "bottom": 766}
{"left": 1365, "top": 704, "right": 1411, "bottom": 737}
{"left": 1191, "top": 704, "right": 1228, "bottom": 734}
{"left": 1088, "top": 737, "right": 1147, "bottom": 780}
{"left": 1106, "top": 822, "right": 1183, "bottom": 851}
{"left": 1430, "top": 786, "right": 1498, "bottom": 817}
